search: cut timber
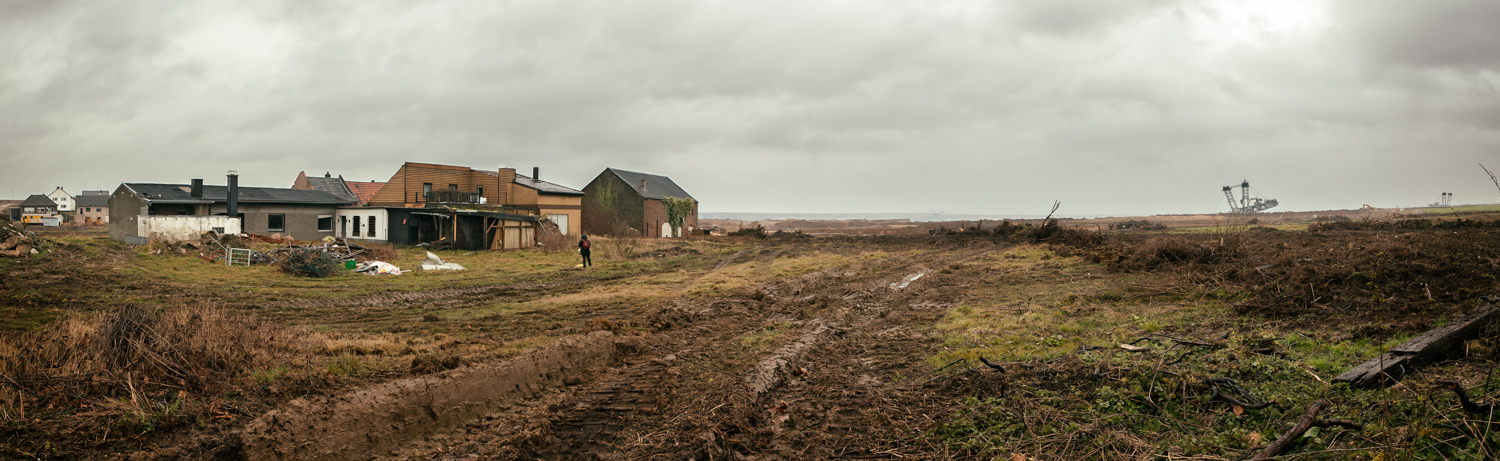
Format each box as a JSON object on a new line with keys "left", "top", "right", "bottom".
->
{"left": 1334, "top": 303, "right": 1500, "bottom": 389}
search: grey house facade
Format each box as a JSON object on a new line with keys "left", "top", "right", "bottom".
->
{"left": 109, "top": 179, "right": 354, "bottom": 244}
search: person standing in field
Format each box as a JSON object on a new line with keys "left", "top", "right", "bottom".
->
{"left": 578, "top": 234, "right": 592, "bottom": 268}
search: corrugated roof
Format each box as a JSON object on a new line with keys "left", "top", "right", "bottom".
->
{"left": 123, "top": 183, "right": 354, "bottom": 205}
{"left": 514, "top": 174, "right": 584, "bottom": 196}
{"left": 75, "top": 196, "right": 110, "bottom": 207}
{"left": 607, "top": 168, "right": 694, "bottom": 201}
{"left": 20, "top": 194, "right": 55, "bottom": 207}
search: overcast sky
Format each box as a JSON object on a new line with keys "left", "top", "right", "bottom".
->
{"left": 2, "top": 0, "right": 1497, "bottom": 217}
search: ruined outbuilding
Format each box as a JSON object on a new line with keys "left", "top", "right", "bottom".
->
{"left": 109, "top": 174, "right": 354, "bottom": 244}
{"left": 581, "top": 168, "right": 698, "bottom": 238}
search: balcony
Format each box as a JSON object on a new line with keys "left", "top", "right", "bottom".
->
{"left": 417, "top": 190, "right": 484, "bottom": 204}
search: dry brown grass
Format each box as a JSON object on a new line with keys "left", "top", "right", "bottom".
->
{"left": 0, "top": 305, "right": 314, "bottom": 456}
{"left": 537, "top": 228, "right": 574, "bottom": 254}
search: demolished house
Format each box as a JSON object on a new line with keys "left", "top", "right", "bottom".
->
{"left": 350, "top": 162, "right": 583, "bottom": 249}
{"left": 109, "top": 173, "right": 355, "bottom": 244}
{"left": 382, "top": 208, "right": 539, "bottom": 250}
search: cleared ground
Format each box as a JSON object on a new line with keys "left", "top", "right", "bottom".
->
{"left": 4, "top": 219, "right": 1500, "bottom": 459}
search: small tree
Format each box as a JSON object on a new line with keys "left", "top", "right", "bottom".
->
{"left": 662, "top": 196, "right": 695, "bottom": 238}
{"left": 592, "top": 179, "right": 627, "bottom": 235}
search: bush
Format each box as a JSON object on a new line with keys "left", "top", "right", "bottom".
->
{"left": 1132, "top": 236, "right": 1214, "bottom": 265}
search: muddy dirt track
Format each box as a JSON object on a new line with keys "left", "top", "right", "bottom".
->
{"left": 137, "top": 238, "right": 1003, "bottom": 460}
{"left": 388, "top": 242, "right": 995, "bottom": 460}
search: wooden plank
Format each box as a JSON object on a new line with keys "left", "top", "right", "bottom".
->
{"left": 1333, "top": 303, "right": 1500, "bottom": 389}
{"left": 1390, "top": 304, "right": 1500, "bottom": 353}
{"left": 1332, "top": 353, "right": 1419, "bottom": 389}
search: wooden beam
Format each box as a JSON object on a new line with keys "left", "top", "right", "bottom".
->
{"left": 1333, "top": 303, "right": 1500, "bottom": 389}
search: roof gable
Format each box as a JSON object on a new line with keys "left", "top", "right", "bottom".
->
{"left": 607, "top": 168, "right": 694, "bottom": 201}
{"left": 304, "top": 176, "right": 358, "bottom": 202}
{"left": 21, "top": 194, "right": 56, "bottom": 207}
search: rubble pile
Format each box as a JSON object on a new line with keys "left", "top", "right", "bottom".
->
{"left": 0, "top": 214, "right": 47, "bottom": 257}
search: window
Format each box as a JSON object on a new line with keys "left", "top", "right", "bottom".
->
{"left": 368, "top": 216, "right": 377, "bottom": 238}
{"left": 353, "top": 216, "right": 362, "bottom": 237}
{"left": 268, "top": 214, "right": 286, "bottom": 232}
{"left": 476, "top": 185, "right": 483, "bottom": 198}
{"left": 448, "top": 184, "right": 458, "bottom": 191}
{"left": 318, "top": 215, "right": 333, "bottom": 232}
{"left": 422, "top": 183, "right": 432, "bottom": 201}
{"left": 547, "top": 214, "right": 569, "bottom": 235}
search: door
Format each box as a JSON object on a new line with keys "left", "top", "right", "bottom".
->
{"left": 661, "top": 222, "right": 672, "bottom": 238}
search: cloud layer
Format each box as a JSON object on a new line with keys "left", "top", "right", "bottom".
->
{"left": 2, "top": 0, "right": 1497, "bottom": 215}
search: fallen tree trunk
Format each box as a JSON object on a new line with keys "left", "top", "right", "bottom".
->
{"left": 1334, "top": 302, "right": 1500, "bottom": 388}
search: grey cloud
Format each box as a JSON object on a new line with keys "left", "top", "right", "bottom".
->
{"left": 2, "top": 0, "right": 1498, "bottom": 217}
{"left": 1334, "top": 0, "right": 1500, "bottom": 71}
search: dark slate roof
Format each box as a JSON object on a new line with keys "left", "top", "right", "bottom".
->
{"left": 304, "top": 176, "right": 359, "bottom": 202}
{"left": 607, "top": 168, "right": 694, "bottom": 201}
{"left": 514, "top": 174, "right": 584, "bottom": 196}
{"left": 123, "top": 183, "right": 354, "bottom": 205}
{"left": 20, "top": 194, "right": 56, "bottom": 207}
{"left": 75, "top": 196, "right": 110, "bottom": 207}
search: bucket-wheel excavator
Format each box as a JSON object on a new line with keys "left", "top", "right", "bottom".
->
{"left": 1222, "top": 180, "right": 1278, "bottom": 213}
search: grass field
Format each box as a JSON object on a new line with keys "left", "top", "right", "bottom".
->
{"left": 3, "top": 225, "right": 1500, "bottom": 459}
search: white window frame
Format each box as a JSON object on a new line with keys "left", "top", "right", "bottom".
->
{"left": 547, "top": 214, "right": 569, "bottom": 235}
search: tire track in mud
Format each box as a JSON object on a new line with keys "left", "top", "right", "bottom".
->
{"left": 392, "top": 242, "right": 1000, "bottom": 460}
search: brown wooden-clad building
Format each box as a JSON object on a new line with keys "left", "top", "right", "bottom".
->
{"left": 366, "top": 162, "right": 584, "bottom": 236}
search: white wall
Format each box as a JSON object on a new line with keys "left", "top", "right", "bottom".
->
{"left": 47, "top": 188, "right": 75, "bottom": 212}
{"left": 336, "top": 208, "right": 389, "bottom": 241}
{"left": 138, "top": 216, "right": 241, "bottom": 242}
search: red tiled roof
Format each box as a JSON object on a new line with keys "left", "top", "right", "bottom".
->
{"left": 346, "top": 181, "right": 385, "bottom": 205}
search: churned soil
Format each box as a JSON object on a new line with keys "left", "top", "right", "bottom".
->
{"left": 13, "top": 223, "right": 1500, "bottom": 459}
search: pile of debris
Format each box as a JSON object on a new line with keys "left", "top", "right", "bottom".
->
{"left": 258, "top": 236, "right": 376, "bottom": 262}
{"left": 0, "top": 214, "right": 46, "bottom": 257}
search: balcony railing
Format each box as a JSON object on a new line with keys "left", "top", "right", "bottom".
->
{"left": 416, "top": 190, "right": 483, "bottom": 204}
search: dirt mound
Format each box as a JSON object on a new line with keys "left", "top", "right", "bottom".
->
{"left": 234, "top": 332, "right": 620, "bottom": 460}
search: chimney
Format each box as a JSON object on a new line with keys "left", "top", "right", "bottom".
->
{"left": 226, "top": 171, "right": 239, "bottom": 218}
{"left": 325, "top": 172, "right": 331, "bottom": 178}
{"left": 191, "top": 179, "right": 203, "bottom": 198}
{"left": 641, "top": 179, "right": 647, "bottom": 190}
{"left": 532, "top": 167, "right": 539, "bottom": 181}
